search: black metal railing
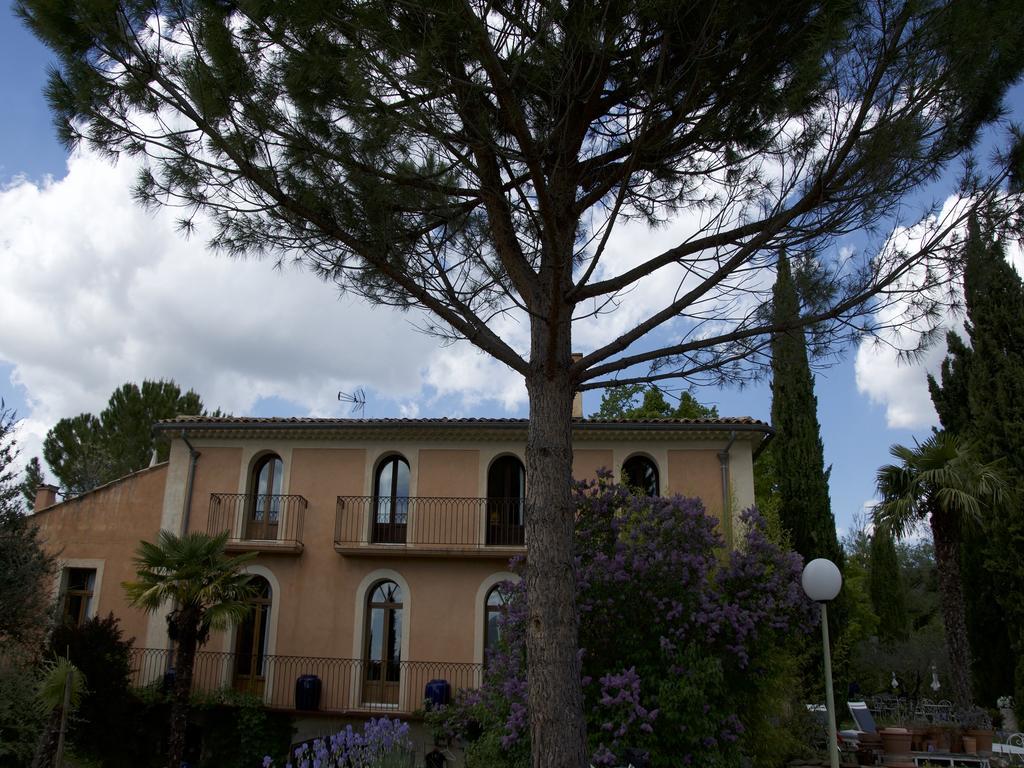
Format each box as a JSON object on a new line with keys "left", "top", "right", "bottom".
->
{"left": 127, "top": 648, "right": 482, "bottom": 714}
{"left": 208, "top": 493, "right": 307, "bottom": 547}
{"left": 334, "top": 496, "right": 526, "bottom": 549}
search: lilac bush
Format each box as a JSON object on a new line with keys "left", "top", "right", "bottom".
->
{"left": 429, "top": 474, "right": 814, "bottom": 768}
{"left": 262, "top": 717, "right": 412, "bottom": 768}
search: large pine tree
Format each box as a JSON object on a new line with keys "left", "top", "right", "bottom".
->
{"left": 42, "top": 379, "right": 207, "bottom": 497}
{"left": 928, "top": 216, "right": 1024, "bottom": 706}
{"left": 768, "top": 253, "right": 844, "bottom": 567}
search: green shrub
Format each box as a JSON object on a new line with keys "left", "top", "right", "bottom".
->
{"left": 191, "top": 688, "right": 294, "bottom": 768}
{"left": 49, "top": 613, "right": 140, "bottom": 767}
{"left": 0, "top": 654, "right": 45, "bottom": 768}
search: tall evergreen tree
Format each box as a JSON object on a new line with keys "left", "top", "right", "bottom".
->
{"left": 869, "top": 525, "right": 908, "bottom": 643}
{"left": 19, "top": 456, "right": 44, "bottom": 509}
{"left": 768, "top": 254, "right": 843, "bottom": 567}
{"left": 18, "top": 0, "right": 1024, "bottom": 761}
{"left": 874, "top": 432, "right": 1008, "bottom": 706}
{"left": 928, "top": 216, "right": 1024, "bottom": 706}
{"left": 593, "top": 384, "right": 718, "bottom": 420}
{"left": 0, "top": 404, "right": 56, "bottom": 650}
{"left": 43, "top": 379, "right": 207, "bottom": 496}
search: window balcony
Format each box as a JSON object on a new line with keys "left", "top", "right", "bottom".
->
{"left": 128, "top": 648, "right": 482, "bottom": 715}
{"left": 334, "top": 496, "right": 526, "bottom": 557}
{"left": 207, "top": 493, "right": 307, "bottom": 554}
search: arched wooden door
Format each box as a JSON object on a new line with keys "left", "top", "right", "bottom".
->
{"left": 247, "top": 454, "right": 283, "bottom": 540}
{"left": 486, "top": 456, "right": 525, "bottom": 545}
{"left": 233, "top": 576, "right": 272, "bottom": 697}
{"left": 362, "top": 580, "right": 403, "bottom": 705}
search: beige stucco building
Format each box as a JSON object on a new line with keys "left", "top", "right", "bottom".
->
{"left": 32, "top": 413, "right": 770, "bottom": 723}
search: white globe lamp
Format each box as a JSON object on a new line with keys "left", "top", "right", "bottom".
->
{"left": 802, "top": 558, "right": 843, "bottom": 768}
{"left": 802, "top": 558, "right": 843, "bottom": 602}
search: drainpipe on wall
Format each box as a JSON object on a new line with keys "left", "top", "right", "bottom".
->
{"left": 180, "top": 431, "right": 200, "bottom": 536}
{"left": 718, "top": 430, "right": 737, "bottom": 546}
{"left": 165, "top": 431, "right": 201, "bottom": 678}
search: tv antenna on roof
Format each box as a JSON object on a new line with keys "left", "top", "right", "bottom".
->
{"left": 337, "top": 388, "right": 367, "bottom": 417}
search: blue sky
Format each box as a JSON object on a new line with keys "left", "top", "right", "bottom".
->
{"left": 1, "top": 9, "right": 1019, "bottom": 540}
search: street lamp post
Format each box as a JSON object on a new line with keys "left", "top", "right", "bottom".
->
{"left": 802, "top": 558, "right": 843, "bottom": 768}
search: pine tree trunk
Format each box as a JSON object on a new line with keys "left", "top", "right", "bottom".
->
{"left": 167, "top": 625, "right": 198, "bottom": 768}
{"left": 930, "top": 509, "right": 975, "bottom": 707}
{"left": 524, "top": 348, "right": 587, "bottom": 767}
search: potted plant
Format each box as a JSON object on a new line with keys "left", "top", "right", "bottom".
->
{"left": 908, "top": 719, "right": 930, "bottom": 752}
{"left": 879, "top": 727, "right": 913, "bottom": 758}
{"left": 928, "top": 721, "right": 959, "bottom": 752}
{"left": 958, "top": 708, "right": 994, "bottom": 753}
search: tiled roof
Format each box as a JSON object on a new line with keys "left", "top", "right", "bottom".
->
{"left": 156, "top": 414, "right": 768, "bottom": 428}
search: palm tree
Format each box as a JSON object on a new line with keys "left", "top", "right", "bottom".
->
{"left": 123, "top": 531, "right": 256, "bottom": 768}
{"left": 874, "top": 431, "right": 1007, "bottom": 707}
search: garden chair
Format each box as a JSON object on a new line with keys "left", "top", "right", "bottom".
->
{"left": 849, "top": 701, "right": 879, "bottom": 735}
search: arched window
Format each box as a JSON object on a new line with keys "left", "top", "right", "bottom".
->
{"left": 363, "top": 580, "right": 403, "bottom": 705}
{"left": 622, "top": 455, "right": 659, "bottom": 497}
{"left": 372, "top": 455, "right": 410, "bottom": 544}
{"left": 486, "top": 456, "right": 525, "bottom": 546}
{"left": 484, "top": 583, "right": 512, "bottom": 665}
{"left": 247, "top": 453, "right": 283, "bottom": 540}
{"left": 234, "top": 576, "right": 272, "bottom": 696}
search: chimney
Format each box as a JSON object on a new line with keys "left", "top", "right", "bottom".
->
{"left": 571, "top": 352, "right": 584, "bottom": 418}
{"left": 34, "top": 484, "right": 59, "bottom": 512}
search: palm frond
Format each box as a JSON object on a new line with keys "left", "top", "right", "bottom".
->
{"left": 122, "top": 530, "right": 258, "bottom": 621}
{"left": 872, "top": 430, "right": 1009, "bottom": 541}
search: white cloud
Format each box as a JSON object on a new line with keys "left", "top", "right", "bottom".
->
{"left": 0, "top": 150, "right": 542, "bottom": 471}
{"left": 854, "top": 333, "right": 952, "bottom": 429}
{"left": 854, "top": 197, "right": 1024, "bottom": 429}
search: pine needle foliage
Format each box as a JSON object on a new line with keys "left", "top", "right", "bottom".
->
{"left": 927, "top": 215, "right": 1024, "bottom": 708}
{"left": 768, "top": 253, "right": 843, "bottom": 567}
{"left": 16, "top": 1, "right": 1024, "bottom": 762}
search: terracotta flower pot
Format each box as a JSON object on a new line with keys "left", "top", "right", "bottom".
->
{"left": 966, "top": 728, "right": 993, "bottom": 753}
{"left": 962, "top": 735, "right": 977, "bottom": 754}
{"left": 880, "top": 728, "right": 913, "bottom": 756}
{"left": 927, "top": 725, "right": 953, "bottom": 752}
{"left": 910, "top": 727, "right": 927, "bottom": 752}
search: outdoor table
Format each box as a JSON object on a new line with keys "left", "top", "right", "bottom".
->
{"left": 911, "top": 753, "right": 989, "bottom": 768}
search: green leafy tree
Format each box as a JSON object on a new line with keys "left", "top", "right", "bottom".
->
{"left": 874, "top": 432, "right": 1008, "bottom": 706}
{"left": 42, "top": 412, "right": 112, "bottom": 497}
{"left": 848, "top": 535, "right": 949, "bottom": 699}
{"left": 122, "top": 531, "right": 256, "bottom": 768}
{"left": 927, "top": 215, "right": 1024, "bottom": 706}
{"left": 593, "top": 384, "right": 718, "bottom": 420}
{"left": 767, "top": 253, "right": 843, "bottom": 567}
{"left": 30, "top": 657, "right": 86, "bottom": 768}
{"left": 49, "top": 614, "right": 136, "bottom": 768}
{"left": 101, "top": 380, "right": 204, "bottom": 477}
{"left": 19, "top": 0, "right": 1024, "bottom": 761}
{"left": 43, "top": 380, "right": 206, "bottom": 496}
{"left": 869, "top": 524, "right": 908, "bottom": 644}
{"left": 0, "top": 404, "right": 55, "bottom": 651}
{"left": 19, "top": 457, "right": 44, "bottom": 509}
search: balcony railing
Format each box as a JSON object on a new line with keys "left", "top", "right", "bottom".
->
{"left": 128, "top": 648, "right": 482, "bottom": 715}
{"left": 208, "top": 493, "right": 307, "bottom": 553}
{"left": 334, "top": 496, "right": 526, "bottom": 555}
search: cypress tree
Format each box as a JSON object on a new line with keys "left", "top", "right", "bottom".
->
{"left": 869, "top": 525, "right": 908, "bottom": 643}
{"left": 768, "top": 253, "right": 844, "bottom": 567}
{"left": 927, "top": 215, "right": 1024, "bottom": 706}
